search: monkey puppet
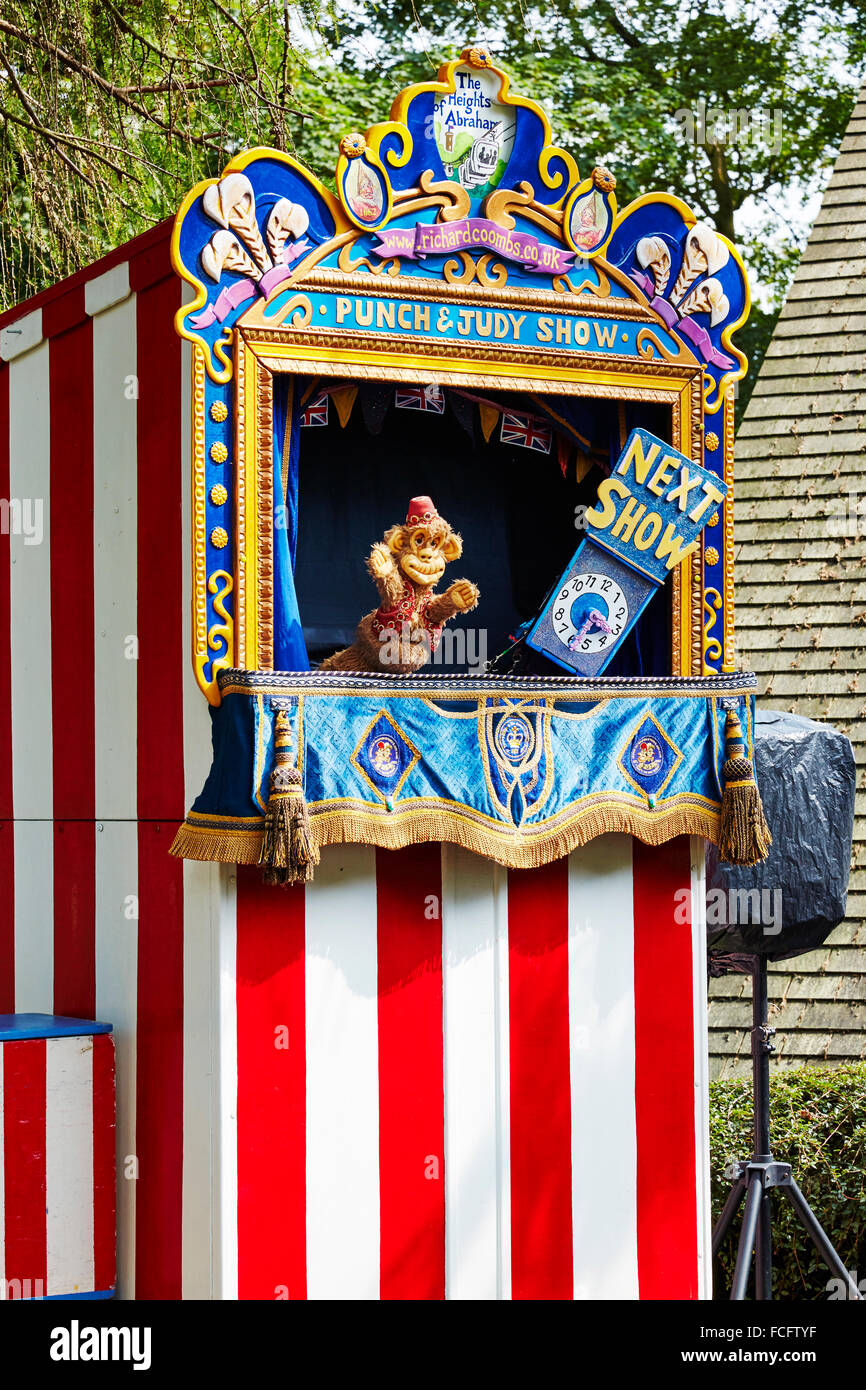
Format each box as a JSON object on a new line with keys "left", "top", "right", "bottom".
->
{"left": 320, "top": 496, "right": 480, "bottom": 673}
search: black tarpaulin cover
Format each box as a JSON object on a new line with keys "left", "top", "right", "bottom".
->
{"left": 706, "top": 709, "right": 855, "bottom": 961}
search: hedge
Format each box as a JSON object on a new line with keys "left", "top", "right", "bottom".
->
{"left": 709, "top": 1062, "right": 866, "bottom": 1299}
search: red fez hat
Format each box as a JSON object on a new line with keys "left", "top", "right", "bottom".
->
{"left": 406, "top": 496, "right": 438, "bottom": 526}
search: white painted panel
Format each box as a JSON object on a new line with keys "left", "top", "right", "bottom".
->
{"left": 1, "top": 309, "right": 43, "bottom": 361}
{"left": 690, "top": 837, "right": 711, "bottom": 1301}
{"left": 181, "top": 860, "right": 217, "bottom": 1300}
{"left": 8, "top": 342, "right": 52, "bottom": 825}
{"left": 441, "top": 846, "right": 509, "bottom": 1300}
{"left": 180, "top": 313, "right": 220, "bottom": 1300}
{"left": 567, "top": 835, "right": 639, "bottom": 1300}
{"left": 305, "top": 845, "right": 379, "bottom": 1300}
{"left": 492, "top": 856, "right": 511, "bottom": 1302}
{"left": 45, "top": 1035, "right": 94, "bottom": 1296}
{"left": 94, "top": 820, "right": 137, "bottom": 1300}
{"left": 92, "top": 297, "right": 137, "bottom": 819}
{"left": 85, "top": 264, "right": 131, "bottom": 318}
{"left": 12, "top": 822, "right": 53, "bottom": 1013}
{"left": 214, "top": 865, "right": 238, "bottom": 1301}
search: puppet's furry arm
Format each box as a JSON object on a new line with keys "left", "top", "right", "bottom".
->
{"left": 367, "top": 542, "right": 405, "bottom": 606}
{"left": 426, "top": 579, "right": 480, "bottom": 624}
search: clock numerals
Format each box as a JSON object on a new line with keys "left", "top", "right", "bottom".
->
{"left": 548, "top": 571, "right": 631, "bottom": 656}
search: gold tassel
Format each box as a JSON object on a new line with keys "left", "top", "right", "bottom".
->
{"left": 718, "top": 709, "right": 772, "bottom": 866}
{"left": 259, "top": 710, "right": 320, "bottom": 885}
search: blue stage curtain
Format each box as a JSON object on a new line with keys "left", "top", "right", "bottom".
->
{"left": 272, "top": 376, "right": 310, "bottom": 670}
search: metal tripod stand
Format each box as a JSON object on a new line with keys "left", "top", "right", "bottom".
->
{"left": 711, "top": 953, "right": 863, "bottom": 1300}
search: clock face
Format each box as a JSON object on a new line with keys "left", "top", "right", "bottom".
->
{"left": 550, "top": 571, "right": 630, "bottom": 655}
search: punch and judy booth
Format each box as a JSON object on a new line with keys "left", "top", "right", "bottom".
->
{"left": 0, "top": 48, "right": 766, "bottom": 1300}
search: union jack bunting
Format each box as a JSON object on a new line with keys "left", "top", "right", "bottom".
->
{"left": 500, "top": 410, "right": 552, "bottom": 453}
{"left": 301, "top": 390, "right": 329, "bottom": 427}
{"left": 395, "top": 384, "right": 445, "bottom": 413}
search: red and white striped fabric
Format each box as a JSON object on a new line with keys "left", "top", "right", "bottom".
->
{"left": 231, "top": 837, "right": 710, "bottom": 1301}
{"left": 0, "top": 225, "right": 215, "bottom": 1300}
{"left": 0, "top": 1029, "right": 115, "bottom": 1299}
{"left": 0, "top": 226, "right": 710, "bottom": 1300}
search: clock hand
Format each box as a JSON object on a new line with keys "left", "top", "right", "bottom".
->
{"left": 587, "top": 607, "right": 614, "bottom": 634}
{"left": 568, "top": 607, "right": 615, "bottom": 650}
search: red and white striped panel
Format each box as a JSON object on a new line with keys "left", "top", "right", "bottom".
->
{"left": 229, "top": 835, "right": 710, "bottom": 1301}
{"left": 0, "top": 231, "right": 711, "bottom": 1300}
{"left": 0, "top": 1031, "right": 115, "bottom": 1298}
{"left": 0, "top": 228, "right": 218, "bottom": 1300}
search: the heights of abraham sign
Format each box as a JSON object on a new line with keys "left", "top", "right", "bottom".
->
{"left": 434, "top": 65, "right": 516, "bottom": 196}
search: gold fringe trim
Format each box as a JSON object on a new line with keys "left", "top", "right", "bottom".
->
{"left": 170, "top": 802, "right": 721, "bottom": 872}
{"left": 169, "top": 822, "right": 264, "bottom": 864}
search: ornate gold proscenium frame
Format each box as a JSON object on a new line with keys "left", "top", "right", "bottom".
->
{"left": 232, "top": 266, "right": 705, "bottom": 677}
{"left": 173, "top": 47, "right": 749, "bottom": 701}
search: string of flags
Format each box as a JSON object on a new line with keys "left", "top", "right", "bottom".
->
{"left": 301, "top": 390, "right": 329, "bottom": 427}
{"left": 302, "top": 381, "right": 551, "bottom": 449}
{"left": 300, "top": 384, "right": 357, "bottom": 428}
{"left": 499, "top": 410, "right": 552, "bottom": 454}
{"left": 298, "top": 380, "right": 600, "bottom": 480}
{"left": 394, "top": 384, "right": 445, "bottom": 413}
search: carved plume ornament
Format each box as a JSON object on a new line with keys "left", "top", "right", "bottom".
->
{"left": 266, "top": 198, "right": 311, "bottom": 264}
{"left": 190, "top": 172, "right": 314, "bottom": 341}
{"left": 635, "top": 236, "right": 671, "bottom": 296}
{"left": 201, "top": 230, "right": 259, "bottom": 283}
{"left": 623, "top": 218, "right": 739, "bottom": 374}
{"left": 202, "top": 172, "right": 272, "bottom": 271}
{"left": 670, "top": 222, "right": 729, "bottom": 302}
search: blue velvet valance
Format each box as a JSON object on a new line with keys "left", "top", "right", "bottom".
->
{"left": 171, "top": 670, "right": 758, "bottom": 872}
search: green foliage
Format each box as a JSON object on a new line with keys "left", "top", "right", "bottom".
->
{"left": 710, "top": 1063, "right": 866, "bottom": 1299}
{"left": 0, "top": 0, "right": 378, "bottom": 302}
{"left": 1, "top": 0, "right": 864, "bottom": 385}
{"left": 329, "top": 0, "right": 866, "bottom": 396}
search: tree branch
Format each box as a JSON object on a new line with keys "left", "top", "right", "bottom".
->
{"left": 8, "top": 108, "right": 97, "bottom": 189}
{"left": 596, "top": 2, "right": 644, "bottom": 49}
{"left": 0, "top": 16, "right": 220, "bottom": 148}
{"left": 100, "top": 0, "right": 224, "bottom": 76}
{"left": 0, "top": 100, "right": 137, "bottom": 181}
{"left": 209, "top": 0, "right": 263, "bottom": 91}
